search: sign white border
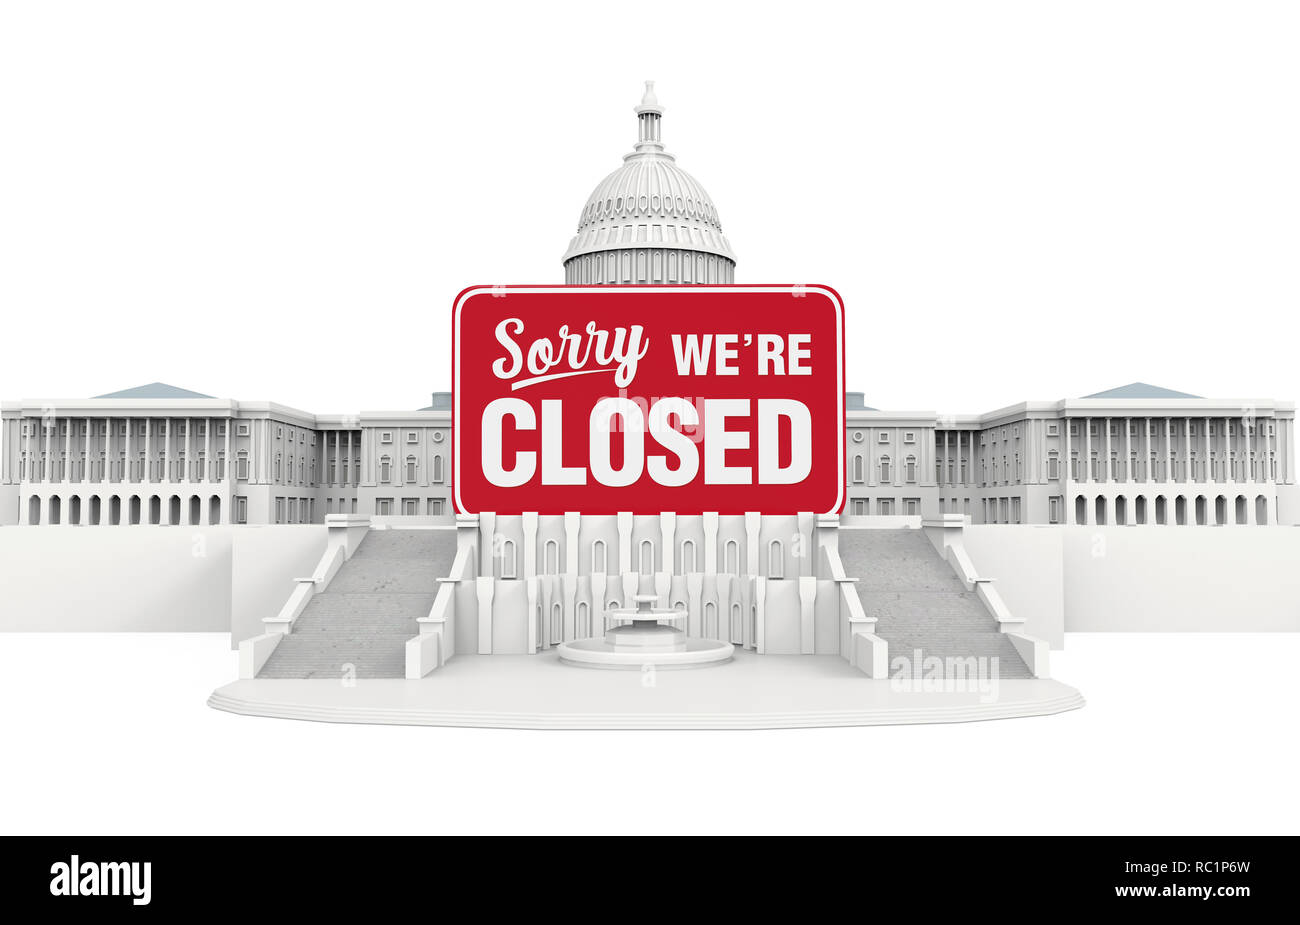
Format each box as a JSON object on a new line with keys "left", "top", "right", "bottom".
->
{"left": 452, "top": 285, "right": 846, "bottom": 515}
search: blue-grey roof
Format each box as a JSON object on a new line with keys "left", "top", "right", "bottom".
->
{"left": 420, "top": 392, "right": 452, "bottom": 411}
{"left": 845, "top": 391, "right": 878, "bottom": 411}
{"left": 94, "top": 382, "right": 215, "bottom": 399}
{"left": 1082, "top": 382, "right": 1201, "bottom": 400}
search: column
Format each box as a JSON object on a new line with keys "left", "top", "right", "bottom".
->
{"left": 1204, "top": 416, "right": 1211, "bottom": 483}
{"left": 1123, "top": 416, "right": 1131, "bottom": 483}
{"left": 1263, "top": 418, "right": 1274, "bottom": 483}
{"left": 1103, "top": 416, "right": 1111, "bottom": 482}
{"left": 63, "top": 414, "right": 70, "bottom": 482}
{"left": 1063, "top": 415, "right": 1073, "bottom": 521}
{"left": 1082, "top": 416, "right": 1090, "bottom": 483}
{"left": 23, "top": 416, "right": 33, "bottom": 484}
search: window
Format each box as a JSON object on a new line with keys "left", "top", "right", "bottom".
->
{"left": 432, "top": 456, "right": 444, "bottom": 484}
{"left": 904, "top": 498, "right": 920, "bottom": 516}
{"left": 381, "top": 431, "right": 393, "bottom": 444}
{"left": 905, "top": 455, "right": 916, "bottom": 483}
{"left": 1069, "top": 424, "right": 1078, "bottom": 437}
{"left": 877, "top": 498, "right": 894, "bottom": 515}
{"left": 852, "top": 431, "right": 864, "bottom": 443}
{"left": 1047, "top": 423, "right": 1059, "bottom": 436}
{"left": 428, "top": 498, "right": 444, "bottom": 515}
{"left": 380, "top": 456, "right": 392, "bottom": 483}
{"left": 879, "top": 456, "right": 891, "bottom": 483}
{"left": 432, "top": 431, "right": 445, "bottom": 443}
{"left": 405, "top": 456, "right": 417, "bottom": 482}
{"left": 375, "top": 498, "right": 393, "bottom": 515}
{"left": 852, "top": 455, "right": 865, "bottom": 483}
{"left": 406, "top": 431, "right": 418, "bottom": 444}
{"left": 402, "top": 498, "right": 418, "bottom": 515}
{"left": 680, "top": 539, "right": 697, "bottom": 572}
{"left": 1047, "top": 452, "right": 1060, "bottom": 480}
{"left": 499, "top": 538, "right": 517, "bottom": 579}
{"left": 904, "top": 432, "right": 915, "bottom": 444}
{"left": 768, "top": 540, "right": 784, "bottom": 579}
{"left": 1049, "top": 496, "right": 1061, "bottom": 524}
{"left": 234, "top": 496, "right": 247, "bottom": 524}
{"left": 236, "top": 451, "right": 249, "bottom": 480}
{"left": 237, "top": 422, "right": 249, "bottom": 436}
{"left": 852, "top": 499, "right": 867, "bottom": 515}
{"left": 877, "top": 433, "right": 889, "bottom": 444}
{"left": 591, "top": 540, "right": 608, "bottom": 574}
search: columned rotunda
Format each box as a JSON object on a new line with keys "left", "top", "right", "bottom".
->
{"left": 562, "top": 82, "right": 736, "bottom": 285}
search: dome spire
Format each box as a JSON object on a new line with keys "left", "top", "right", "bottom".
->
{"left": 633, "top": 80, "right": 665, "bottom": 154}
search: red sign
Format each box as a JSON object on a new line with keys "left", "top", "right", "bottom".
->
{"left": 453, "top": 285, "right": 845, "bottom": 515}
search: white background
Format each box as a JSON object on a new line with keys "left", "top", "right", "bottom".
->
{"left": 2, "top": 1, "right": 1298, "bottom": 412}
{"left": 2, "top": 2, "right": 1299, "bottom": 835}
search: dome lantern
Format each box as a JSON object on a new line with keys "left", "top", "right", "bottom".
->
{"left": 562, "top": 82, "right": 736, "bottom": 286}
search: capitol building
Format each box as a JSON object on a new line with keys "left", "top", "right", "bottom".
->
{"left": 2, "top": 81, "right": 1297, "bottom": 695}
{"left": 2, "top": 80, "right": 1293, "bottom": 531}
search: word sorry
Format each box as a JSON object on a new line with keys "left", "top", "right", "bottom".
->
{"left": 482, "top": 396, "right": 811, "bottom": 487}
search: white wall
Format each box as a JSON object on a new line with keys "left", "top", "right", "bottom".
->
{"left": 230, "top": 526, "right": 328, "bottom": 645}
{"left": 962, "top": 525, "right": 1065, "bottom": 648}
{"left": 0, "top": 525, "right": 232, "bottom": 632}
{"left": 965, "top": 525, "right": 1300, "bottom": 636}
{"left": 0, "top": 524, "right": 328, "bottom": 640}
{"left": 1060, "top": 526, "right": 1300, "bottom": 632}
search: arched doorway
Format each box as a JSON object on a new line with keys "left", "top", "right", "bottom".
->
{"left": 1155, "top": 495, "right": 1167, "bottom": 525}
{"left": 49, "top": 495, "right": 62, "bottom": 525}
{"left": 168, "top": 495, "right": 181, "bottom": 525}
{"left": 89, "top": 495, "right": 101, "bottom": 525}
{"left": 1195, "top": 496, "right": 1207, "bottom": 526}
{"left": 1235, "top": 495, "right": 1247, "bottom": 525}
{"left": 1134, "top": 496, "right": 1147, "bottom": 525}
{"left": 1094, "top": 496, "right": 1107, "bottom": 525}
{"left": 69, "top": 496, "right": 81, "bottom": 526}
{"left": 27, "top": 495, "right": 41, "bottom": 525}
{"left": 1075, "top": 495, "right": 1087, "bottom": 524}
{"left": 1175, "top": 496, "right": 1187, "bottom": 525}
{"left": 129, "top": 495, "right": 141, "bottom": 525}
{"left": 1214, "top": 496, "right": 1227, "bottom": 526}
{"left": 148, "top": 495, "right": 161, "bottom": 525}
{"left": 208, "top": 495, "right": 220, "bottom": 525}
{"left": 110, "top": 496, "right": 122, "bottom": 525}
{"left": 189, "top": 495, "right": 201, "bottom": 525}
{"left": 1115, "top": 496, "right": 1127, "bottom": 525}
{"left": 1256, "top": 495, "right": 1268, "bottom": 525}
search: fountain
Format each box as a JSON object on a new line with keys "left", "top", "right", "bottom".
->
{"left": 556, "top": 593, "right": 734, "bottom": 669}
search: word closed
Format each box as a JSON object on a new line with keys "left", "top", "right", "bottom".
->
{"left": 454, "top": 285, "right": 844, "bottom": 514}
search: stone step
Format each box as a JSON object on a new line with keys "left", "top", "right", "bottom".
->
{"left": 351, "top": 529, "right": 457, "bottom": 562}
{"left": 838, "top": 528, "right": 1033, "bottom": 677}
{"left": 256, "top": 527, "right": 456, "bottom": 679}
{"left": 326, "top": 559, "right": 443, "bottom": 594}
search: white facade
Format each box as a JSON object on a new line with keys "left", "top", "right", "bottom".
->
{"left": 0, "top": 393, "right": 451, "bottom": 528}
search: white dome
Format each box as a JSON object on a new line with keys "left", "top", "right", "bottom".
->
{"left": 562, "top": 82, "right": 736, "bottom": 282}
